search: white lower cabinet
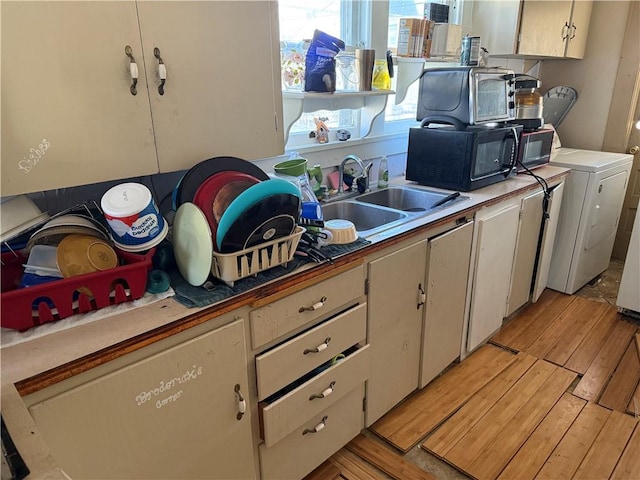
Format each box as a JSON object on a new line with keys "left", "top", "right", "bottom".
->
{"left": 507, "top": 190, "right": 546, "bottom": 316}
{"left": 252, "top": 265, "right": 368, "bottom": 479}
{"left": 24, "top": 318, "right": 256, "bottom": 480}
{"left": 466, "top": 202, "right": 521, "bottom": 352}
{"left": 420, "top": 221, "right": 473, "bottom": 388}
{"left": 532, "top": 182, "right": 565, "bottom": 301}
{"left": 366, "top": 240, "right": 428, "bottom": 426}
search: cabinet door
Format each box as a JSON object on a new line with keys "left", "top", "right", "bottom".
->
{"left": 469, "top": 0, "right": 522, "bottom": 56}
{"left": 467, "top": 204, "right": 520, "bottom": 352}
{"left": 421, "top": 222, "right": 473, "bottom": 388}
{"left": 518, "top": 1, "right": 573, "bottom": 57}
{"left": 1, "top": 1, "right": 158, "bottom": 196}
{"left": 366, "top": 241, "right": 427, "bottom": 426}
{"left": 27, "top": 319, "right": 256, "bottom": 479}
{"left": 506, "top": 190, "right": 545, "bottom": 316}
{"left": 137, "top": 1, "right": 284, "bottom": 173}
{"left": 533, "top": 182, "right": 565, "bottom": 301}
{"left": 565, "top": 0, "right": 593, "bottom": 59}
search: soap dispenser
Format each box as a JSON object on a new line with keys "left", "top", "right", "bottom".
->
{"left": 378, "top": 155, "right": 389, "bottom": 188}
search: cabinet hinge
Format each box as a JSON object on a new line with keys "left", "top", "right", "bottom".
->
{"left": 364, "top": 278, "right": 369, "bottom": 295}
{"left": 274, "top": 112, "right": 279, "bottom": 132}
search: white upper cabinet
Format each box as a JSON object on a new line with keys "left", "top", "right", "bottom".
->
{"left": 136, "top": 2, "right": 284, "bottom": 173}
{"left": 1, "top": 1, "right": 284, "bottom": 196}
{"left": 1, "top": 2, "right": 158, "bottom": 196}
{"left": 470, "top": 0, "right": 592, "bottom": 59}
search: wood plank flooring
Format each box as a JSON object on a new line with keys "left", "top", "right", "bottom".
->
{"left": 316, "top": 289, "right": 640, "bottom": 480}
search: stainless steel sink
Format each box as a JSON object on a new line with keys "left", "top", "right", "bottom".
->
{"left": 356, "top": 186, "right": 466, "bottom": 213}
{"left": 321, "top": 200, "right": 408, "bottom": 236}
{"left": 321, "top": 186, "right": 469, "bottom": 238}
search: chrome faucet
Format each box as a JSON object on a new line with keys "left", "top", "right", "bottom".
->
{"left": 338, "top": 154, "right": 373, "bottom": 194}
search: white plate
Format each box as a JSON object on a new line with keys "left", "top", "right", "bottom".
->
{"left": 172, "top": 203, "right": 213, "bottom": 287}
{"left": 0, "top": 195, "right": 49, "bottom": 242}
{"left": 0, "top": 212, "right": 50, "bottom": 243}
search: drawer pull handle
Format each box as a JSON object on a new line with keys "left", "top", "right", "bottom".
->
{"left": 309, "top": 381, "right": 336, "bottom": 400}
{"left": 303, "top": 416, "right": 328, "bottom": 435}
{"left": 299, "top": 296, "right": 327, "bottom": 312}
{"left": 304, "top": 337, "right": 331, "bottom": 355}
{"left": 234, "top": 384, "right": 246, "bottom": 420}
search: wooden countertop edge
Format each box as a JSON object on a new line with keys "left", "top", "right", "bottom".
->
{"left": 11, "top": 168, "right": 570, "bottom": 396}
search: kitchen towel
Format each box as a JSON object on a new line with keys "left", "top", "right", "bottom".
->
{"left": 170, "top": 238, "right": 371, "bottom": 308}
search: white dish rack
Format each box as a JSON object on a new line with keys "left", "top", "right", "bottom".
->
{"left": 211, "top": 226, "right": 305, "bottom": 286}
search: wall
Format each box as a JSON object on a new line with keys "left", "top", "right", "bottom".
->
{"left": 539, "top": 1, "right": 631, "bottom": 150}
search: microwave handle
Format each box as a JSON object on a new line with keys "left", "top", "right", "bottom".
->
{"left": 501, "top": 126, "right": 520, "bottom": 177}
{"left": 419, "top": 116, "right": 466, "bottom": 131}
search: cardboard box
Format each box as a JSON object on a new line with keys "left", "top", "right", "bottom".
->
{"left": 430, "top": 23, "right": 463, "bottom": 57}
{"left": 397, "top": 18, "right": 434, "bottom": 58}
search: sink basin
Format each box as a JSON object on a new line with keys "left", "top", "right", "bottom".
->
{"left": 321, "top": 201, "right": 408, "bottom": 235}
{"left": 356, "top": 186, "right": 465, "bottom": 212}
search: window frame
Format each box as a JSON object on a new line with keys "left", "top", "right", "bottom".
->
{"left": 278, "top": 0, "right": 463, "bottom": 151}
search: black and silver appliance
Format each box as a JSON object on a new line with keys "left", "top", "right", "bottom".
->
{"left": 513, "top": 75, "right": 544, "bottom": 131}
{"left": 406, "top": 122, "right": 522, "bottom": 191}
{"left": 516, "top": 128, "right": 554, "bottom": 172}
{"left": 416, "top": 66, "right": 516, "bottom": 127}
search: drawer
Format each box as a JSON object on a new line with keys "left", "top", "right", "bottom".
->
{"left": 260, "top": 344, "right": 370, "bottom": 447}
{"left": 250, "top": 264, "right": 364, "bottom": 349}
{"left": 259, "top": 385, "right": 364, "bottom": 480}
{"left": 256, "top": 303, "right": 366, "bottom": 400}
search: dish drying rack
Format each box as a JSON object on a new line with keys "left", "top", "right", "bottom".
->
{"left": 1, "top": 201, "right": 154, "bottom": 331}
{"left": 211, "top": 226, "right": 305, "bottom": 286}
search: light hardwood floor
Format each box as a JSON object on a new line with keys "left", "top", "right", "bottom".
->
{"left": 308, "top": 289, "right": 640, "bottom": 480}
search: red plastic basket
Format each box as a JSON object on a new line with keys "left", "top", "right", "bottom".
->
{"left": 1, "top": 248, "right": 154, "bottom": 331}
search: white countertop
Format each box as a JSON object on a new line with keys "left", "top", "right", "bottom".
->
{"left": 0, "top": 165, "right": 569, "bottom": 479}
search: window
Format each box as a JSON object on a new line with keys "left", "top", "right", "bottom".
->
{"left": 279, "top": 0, "right": 362, "bottom": 144}
{"left": 278, "top": 0, "right": 462, "bottom": 146}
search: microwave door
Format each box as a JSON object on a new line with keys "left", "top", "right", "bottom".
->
{"left": 471, "top": 132, "right": 516, "bottom": 180}
{"left": 471, "top": 141, "right": 507, "bottom": 179}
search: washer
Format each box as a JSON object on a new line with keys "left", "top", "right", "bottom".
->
{"left": 547, "top": 148, "right": 633, "bottom": 294}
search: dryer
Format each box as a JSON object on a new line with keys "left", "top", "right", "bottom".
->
{"left": 547, "top": 148, "right": 633, "bottom": 294}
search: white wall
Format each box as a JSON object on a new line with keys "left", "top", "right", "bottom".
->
{"left": 540, "top": 1, "right": 631, "bottom": 150}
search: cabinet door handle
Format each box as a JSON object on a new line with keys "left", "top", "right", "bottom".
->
{"left": 299, "top": 296, "right": 327, "bottom": 312}
{"left": 562, "top": 22, "right": 570, "bottom": 41}
{"left": 417, "top": 283, "right": 426, "bottom": 310}
{"left": 153, "top": 47, "right": 167, "bottom": 95}
{"left": 303, "top": 416, "right": 328, "bottom": 435}
{"left": 234, "top": 384, "right": 246, "bottom": 420}
{"left": 570, "top": 23, "right": 577, "bottom": 40}
{"left": 125, "top": 45, "right": 138, "bottom": 96}
{"left": 304, "top": 337, "right": 331, "bottom": 355}
{"left": 309, "top": 381, "right": 336, "bottom": 400}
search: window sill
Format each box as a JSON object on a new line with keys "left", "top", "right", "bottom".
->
{"left": 282, "top": 90, "right": 394, "bottom": 143}
{"left": 285, "top": 131, "right": 409, "bottom": 155}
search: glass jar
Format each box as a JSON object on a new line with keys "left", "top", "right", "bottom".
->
{"left": 515, "top": 89, "right": 543, "bottom": 119}
{"left": 335, "top": 53, "right": 358, "bottom": 91}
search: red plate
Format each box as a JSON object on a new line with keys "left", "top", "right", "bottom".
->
{"left": 192, "top": 171, "right": 260, "bottom": 235}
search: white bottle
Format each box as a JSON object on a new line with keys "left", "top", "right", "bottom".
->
{"left": 378, "top": 156, "right": 389, "bottom": 188}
